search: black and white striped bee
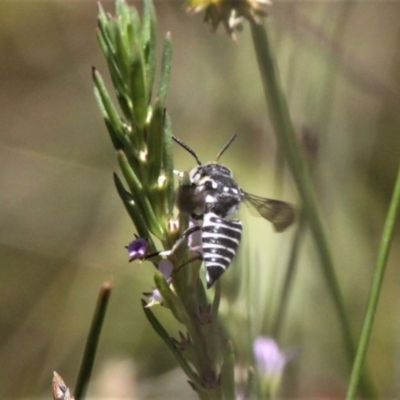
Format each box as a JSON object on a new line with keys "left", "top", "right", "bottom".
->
{"left": 172, "top": 135, "right": 295, "bottom": 288}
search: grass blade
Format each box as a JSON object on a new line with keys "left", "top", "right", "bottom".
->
{"left": 74, "top": 282, "right": 112, "bottom": 400}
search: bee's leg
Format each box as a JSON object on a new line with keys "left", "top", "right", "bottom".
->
{"left": 145, "top": 225, "right": 201, "bottom": 259}
{"left": 144, "top": 250, "right": 164, "bottom": 259}
{"left": 175, "top": 253, "right": 203, "bottom": 273}
{"left": 169, "top": 225, "right": 201, "bottom": 254}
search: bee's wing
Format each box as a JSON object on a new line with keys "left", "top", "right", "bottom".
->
{"left": 243, "top": 192, "right": 295, "bottom": 232}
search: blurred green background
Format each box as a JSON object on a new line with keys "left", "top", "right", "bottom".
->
{"left": 1, "top": 1, "right": 400, "bottom": 398}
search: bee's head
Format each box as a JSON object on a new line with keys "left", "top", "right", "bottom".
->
{"left": 189, "top": 163, "right": 233, "bottom": 186}
{"left": 173, "top": 134, "right": 237, "bottom": 185}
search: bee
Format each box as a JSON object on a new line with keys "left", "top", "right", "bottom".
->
{"left": 171, "top": 135, "right": 295, "bottom": 288}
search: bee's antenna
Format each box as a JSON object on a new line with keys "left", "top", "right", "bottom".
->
{"left": 216, "top": 134, "right": 237, "bottom": 162}
{"left": 172, "top": 136, "right": 202, "bottom": 165}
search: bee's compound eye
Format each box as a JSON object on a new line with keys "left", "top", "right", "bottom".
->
{"left": 205, "top": 179, "right": 218, "bottom": 189}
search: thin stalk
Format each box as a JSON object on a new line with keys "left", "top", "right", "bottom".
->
{"left": 74, "top": 282, "right": 112, "bottom": 400}
{"left": 250, "top": 21, "right": 374, "bottom": 397}
{"left": 272, "top": 212, "right": 305, "bottom": 338}
{"left": 346, "top": 161, "right": 400, "bottom": 400}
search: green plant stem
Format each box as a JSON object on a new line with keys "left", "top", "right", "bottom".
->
{"left": 346, "top": 161, "right": 400, "bottom": 400}
{"left": 250, "top": 21, "right": 374, "bottom": 397}
{"left": 272, "top": 212, "right": 305, "bottom": 338}
{"left": 74, "top": 282, "right": 112, "bottom": 400}
{"left": 141, "top": 300, "right": 203, "bottom": 388}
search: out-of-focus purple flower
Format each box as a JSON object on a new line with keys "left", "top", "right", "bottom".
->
{"left": 125, "top": 237, "right": 148, "bottom": 262}
{"left": 144, "top": 259, "right": 174, "bottom": 308}
{"left": 158, "top": 259, "right": 174, "bottom": 278}
{"left": 253, "top": 337, "right": 287, "bottom": 376}
{"left": 144, "top": 288, "right": 163, "bottom": 307}
{"left": 253, "top": 336, "right": 293, "bottom": 395}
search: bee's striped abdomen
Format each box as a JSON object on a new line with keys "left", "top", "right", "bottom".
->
{"left": 202, "top": 213, "right": 242, "bottom": 288}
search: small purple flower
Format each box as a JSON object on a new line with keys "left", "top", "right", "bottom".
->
{"left": 144, "top": 259, "right": 174, "bottom": 308}
{"left": 253, "top": 336, "right": 294, "bottom": 395}
{"left": 253, "top": 337, "right": 288, "bottom": 377}
{"left": 144, "top": 288, "right": 163, "bottom": 307}
{"left": 125, "top": 237, "right": 148, "bottom": 262}
{"left": 158, "top": 259, "right": 174, "bottom": 278}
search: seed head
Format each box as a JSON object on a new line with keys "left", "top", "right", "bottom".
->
{"left": 186, "top": 0, "right": 271, "bottom": 39}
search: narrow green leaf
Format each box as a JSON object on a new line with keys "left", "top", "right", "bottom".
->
{"left": 95, "top": 35, "right": 132, "bottom": 121}
{"left": 103, "top": 118, "right": 123, "bottom": 151}
{"left": 114, "top": 88, "right": 133, "bottom": 124}
{"left": 127, "top": 7, "right": 142, "bottom": 47}
{"left": 158, "top": 32, "right": 172, "bottom": 106}
{"left": 346, "top": 159, "right": 400, "bottom": 400}
{"left": 116, "top": 131, "right": 140, "bottom": 171}
{"left": 115, "top": 0, "right": 126, "bottom": 16}
{"left": 97, "top": 26, "right": 115, "bottom": 60}
{"left": 114, "top": 21, "right": 131, "bottom": 82}
{"left": 96, "top": 12, "right": 126, "bottom": 93}
{"left": 97, "top": 9, "right": 116, "bottom": 57}
{"left": 117, "top": 150, "right": 163, "bottom": 239}
{"left": 154, "top": 271, "right": 191, "bottom": 325}
{"left": 118, "top": 1, "right": 140, "bottom": 68}
{"left": 74, "top": 282, "right": 112, "bottom": 400}
{"left": 163, "top": 113, "right": 175, "bottom": 215}
{"left": 117, "top": 131, "right": 141, "bottom": 171}
{"left": 117, "top": 149, "right": 144, "bottom": 196}
{"left": 131, "top": 45, "right": 148, "bottom": 130}
{"left": 103, "top": 54, "right": 132, "bottom": 121}
{"left": 114, "top": 173, "right": 151, "bottom": 244}
{"left": 96, "top": 30, "right": 111, "bottom": 60}
{"left": 125, "top": 19, "right": 134, "bottom": 53}
{"left": 142, "top": 0, "right": 156, "bottom": 50}
{"left": 96, "top": 31, "right": 130, "bottom": 114}
{"left": 97, "top": 3, "right": 113, "bottom": 51}
{"left": 221, "top": 341, "right": 235, "bottom": 400}
{"left": 272, "top": 213, "right": 305, "bottom": 338}
{"left": 96, "top": 25, "right": 125, "bottom": 83}
{"left": 93, "top": 68, "right": 123, "bottom": 137}
{"left": 141, "top": 299, "right": 203, "bottom": 389}
{"left": 142, "top": 0, "right": 157, "bottom": 100}
{"left": 147, "top": 99, "right": 164, "bottom": 186}
{"left": 117, "top": 0, "right": 132, "bottom": 33}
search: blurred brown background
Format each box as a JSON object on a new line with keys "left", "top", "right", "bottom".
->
{"left": 1, "top": 0, "right": 400, "bottom": 398}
